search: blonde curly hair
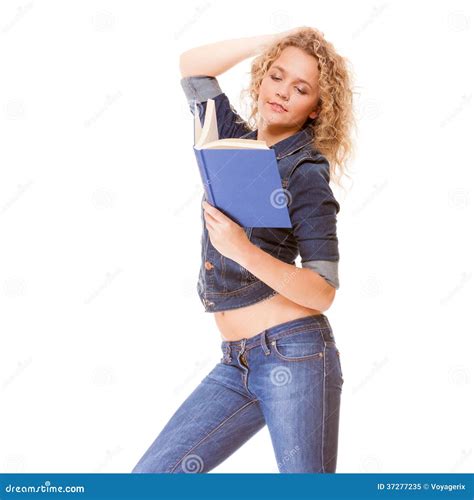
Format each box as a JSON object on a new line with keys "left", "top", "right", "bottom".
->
{"left": 238, "top": 27, "right": 357, "bottom": 191}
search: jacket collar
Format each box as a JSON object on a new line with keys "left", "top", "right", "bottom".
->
{"left": 239, "top": 122, "right": 315, "bottom": 160}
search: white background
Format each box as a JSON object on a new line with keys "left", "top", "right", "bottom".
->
{"left": 0, "top": 0, "right": 472, "bottom": 473}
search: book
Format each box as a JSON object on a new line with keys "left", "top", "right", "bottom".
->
{"left": 193, "top": 99, "right": 292, "bottom": 228}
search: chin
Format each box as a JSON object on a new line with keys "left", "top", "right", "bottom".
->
{"left": 262, "top": 111, "right": 286, "bottom": 125}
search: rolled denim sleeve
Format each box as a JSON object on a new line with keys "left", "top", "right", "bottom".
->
{"left": 301, "top": 259, "right": 339, "bottom": 289}
{"left": 288, "top": 159, "right": 340, "bottom": 289}
{"left": 180, "top": 75, "right": 251, "bottom": 139}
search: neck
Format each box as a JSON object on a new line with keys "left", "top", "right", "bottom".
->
{"left": 256, "top": 118, "right": 303, "bottom": 147}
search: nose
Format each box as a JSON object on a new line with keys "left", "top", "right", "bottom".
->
{"left": 276, "top": 90, "right": 288, "bottom": 101}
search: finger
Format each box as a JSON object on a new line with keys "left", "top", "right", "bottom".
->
{"left": 204, "top": 212, "right": 216, "bottom": 230}
{"left": 204, "top": 210, "right": 219, "bottom": 224}
{"left": 203, "top": 201, "right": 226, "bottom": 222}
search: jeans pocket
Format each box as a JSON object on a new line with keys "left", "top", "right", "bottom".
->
{"left": 270, "top": 328, "right": 325, "bottom": 362}
{"left": 324, "top": 340, "right": 344, "bottom": 383}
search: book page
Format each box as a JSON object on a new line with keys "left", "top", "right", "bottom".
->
{"left": 194, "top": 99, "right": 218, "bottom": 148}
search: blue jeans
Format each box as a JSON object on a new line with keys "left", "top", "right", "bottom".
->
{"left": 131, "top": 313, "right": 344, "bottom": 473}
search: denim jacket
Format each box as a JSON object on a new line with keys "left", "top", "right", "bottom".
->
{"left": 180, "top": 75, "right": 340, "bottom": 313}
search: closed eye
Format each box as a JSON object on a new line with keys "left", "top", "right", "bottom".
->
{"left": 270, "top": 75, "right": 306, "bottom": 95}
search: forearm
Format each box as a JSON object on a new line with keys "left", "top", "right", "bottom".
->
{"left": 179, "top": 34, "right": 277, "bottom": 78}
{"left": 238, "top": 243, "right": 335, "bottom": 312}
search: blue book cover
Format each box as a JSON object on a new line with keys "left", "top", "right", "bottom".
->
{"left": 192, "top": 99, "right": 292, "bottom": 228}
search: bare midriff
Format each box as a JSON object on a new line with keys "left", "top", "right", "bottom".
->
{"left": 214, "top": 292, "right": 322, "bottom": 341}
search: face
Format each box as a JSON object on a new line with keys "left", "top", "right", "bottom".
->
{"left": 257, "top": 46, "right": 320, "bottom": 130}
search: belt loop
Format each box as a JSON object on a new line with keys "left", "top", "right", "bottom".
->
{"left": 239, "top": 338, "right": 247, "bottom": 356}
{"left": 221, "top": 343, "right": 232, "bottom": 363}
{"left": 225, "top": 344, "right": 232, "bottom": 363}
{"left": 260, "top": 330, "right": 271, "bottom": 356}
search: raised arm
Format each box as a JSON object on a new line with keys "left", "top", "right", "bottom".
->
{"left": 179, "top": 28, "right": 305, "bottom": 78}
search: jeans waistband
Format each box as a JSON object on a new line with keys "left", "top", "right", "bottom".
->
{"left": 221, "top": 313, "right": 332, "bottom": 354}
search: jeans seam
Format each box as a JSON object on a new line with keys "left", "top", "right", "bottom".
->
{"left": 319, "top": 328, "right": 327, "bottom": 473}
{"left": 168, "top": 398, "right": 259, "bottom": 473}
{"left": 203, "top": 280, "right": 276, "bottom": 297}
{"left": 241, "top": 372, "right": 249, "bottom": 396}
{"left": 271, "top": 346, "right": 324, "bottom": 362}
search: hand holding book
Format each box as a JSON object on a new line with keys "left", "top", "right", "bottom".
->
{"left": 201, "top": 200, "right": 254, "bottom": 264}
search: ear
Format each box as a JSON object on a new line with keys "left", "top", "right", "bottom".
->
{"left": 309, "top": 100, "right": 321, "bottom": 120}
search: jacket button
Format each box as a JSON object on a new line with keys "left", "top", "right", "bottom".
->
{"left": 204, "top": 260, "right": 214, "bottom": 270}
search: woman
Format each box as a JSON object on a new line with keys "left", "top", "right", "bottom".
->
{"left": 132, "top": 26, "right": 355, "bottom": 473}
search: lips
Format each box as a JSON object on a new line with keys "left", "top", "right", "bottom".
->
{"left": 268, "top": 102, "right": 288, "bottom": 112}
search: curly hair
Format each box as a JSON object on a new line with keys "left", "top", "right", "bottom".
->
{"left": 238, "top": 27, "right": 357, "bottom": 191}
